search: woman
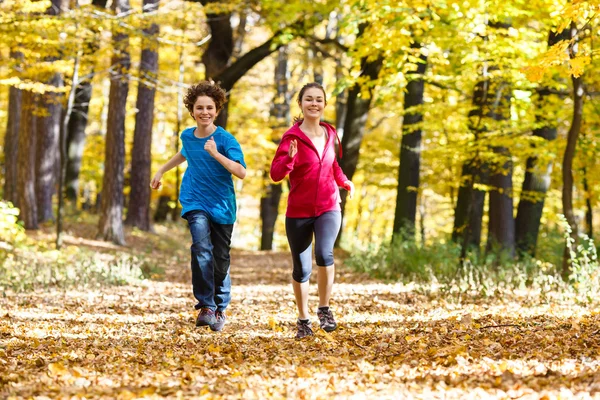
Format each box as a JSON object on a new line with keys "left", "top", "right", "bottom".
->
{"left": 270, "top": 82, "right": 354, "bottom": 339}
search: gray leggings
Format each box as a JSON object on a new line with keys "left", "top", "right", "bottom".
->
{"left": 285, "top": 211, "right": 342, "bottom": 283}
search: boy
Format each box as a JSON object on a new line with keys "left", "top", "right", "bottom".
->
{"left": 151, "top": 81, "right": 246, "bottom": 332}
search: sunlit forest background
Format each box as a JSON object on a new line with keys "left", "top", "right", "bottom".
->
{"left": 1, "top": 0, "right": 599, "bottom": 289}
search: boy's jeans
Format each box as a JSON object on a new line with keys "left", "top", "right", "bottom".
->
{"left": 183, "top": 210, "right": 233, "bottom": 312}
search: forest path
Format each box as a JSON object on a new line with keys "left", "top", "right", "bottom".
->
{"left": 2, "top": 224, "right": 600, "bottom": 399}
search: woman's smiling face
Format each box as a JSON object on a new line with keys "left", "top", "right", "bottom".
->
{"left": 299, "top": 87, "right": 326, "bottom": 120}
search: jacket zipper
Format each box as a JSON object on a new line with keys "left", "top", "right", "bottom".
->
{"left": 292, "top": 129, "right": 330, "bottom": 216}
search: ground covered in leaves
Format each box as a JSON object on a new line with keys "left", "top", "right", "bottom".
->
{"left": 2, "top": 223, "right": 600, "bottom": 399}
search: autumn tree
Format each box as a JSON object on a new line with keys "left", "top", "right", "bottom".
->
{"left": 393, "top": 41, "right": 427, "bottom": 240}
{"left": 98, "top": 0, "right": 131, "bottom": 245}
{"left": 125, "top": 0, "right": 160, "bottom": 231}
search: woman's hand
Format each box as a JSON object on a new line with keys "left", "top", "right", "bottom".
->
{"left": 288, "top": 139, "right": 297, "bottom": 158}
{"left": 343, "top": 180, "right": 355, "bottom": 199}
{"left": 150, "top": 171, "right": 163, "bottom": 190}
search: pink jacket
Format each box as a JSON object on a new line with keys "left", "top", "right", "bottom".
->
{"left": 270, "top": 122, "right": 349, "bottom": 218}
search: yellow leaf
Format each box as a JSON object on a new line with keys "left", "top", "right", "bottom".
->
{"left": 48, "top": 362, "right": 67, "bottom": 377}
{"left": 296, "top": 366, "right": 312, "bottom": 378}
{"left": 569, "top": 55, "right": 590, "bottom": 78}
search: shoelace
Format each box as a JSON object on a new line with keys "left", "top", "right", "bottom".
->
{"left": 298, "top": 321, "right": 312, "bottom": 335}
{"left": 319, "top": 310, "right": 334, "bottom": 325}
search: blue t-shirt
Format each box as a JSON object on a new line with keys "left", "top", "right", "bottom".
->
{"left": 179, "top": 126, "right": 246, "bottom": 224}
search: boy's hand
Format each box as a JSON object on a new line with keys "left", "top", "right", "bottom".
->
{"left": 205, "top": 137, "right": 218, "bottom": 157}
{"left": 288, "top": 139, "right": 297, "bottom": 158}
{"left": 343, "top": 180, "right": 355, "bottom": 199}
{"left": 150, "top": 172, "right": 163, "bottom": 190}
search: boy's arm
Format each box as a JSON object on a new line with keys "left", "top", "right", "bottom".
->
{"left": 205, "top": 137, "right": 246, "bottom": 179}
{"left": 150, "top": 151, "right": 186, "bottom": 189}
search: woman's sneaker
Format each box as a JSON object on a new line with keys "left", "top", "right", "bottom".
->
{"left": 317, "top": 307, "right": 337, "bottom": 332}
{"left": 296, "top": 319, "right": 314, "bottom": 339}
{"left": 210, "top": 311, "right": 226, "bottom": 332}
{"left": 196, "top": 308, "right": 216, "bottom": 326}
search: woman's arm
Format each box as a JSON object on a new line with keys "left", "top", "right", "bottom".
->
{"left": 270, "top": 136, "right": 296, "bottom": 182}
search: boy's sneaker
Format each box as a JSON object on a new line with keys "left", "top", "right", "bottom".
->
{"left": 317, "top": 307, "right": 337, "bottom": 332}
{"left": 210, "top": 311, "right": 226, "bottom": 332}
{"left": 196, "top": 308, "right": 216, "bottom": 326}
{"left": 296, "top": 319, "right": 314, "bottom": 339}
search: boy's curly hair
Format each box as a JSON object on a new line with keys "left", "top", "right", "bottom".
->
{"left": 184, "top": 81, "right": 227, "bottom": 113}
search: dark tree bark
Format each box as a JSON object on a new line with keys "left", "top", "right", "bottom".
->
{"left": 199, "top": 0, "right": 233, "bottom": 127}
{"left": 16, "top": 91, "right": 38, "bottom": 230}
{"left": 65, "top": 0, "right": 108, "bottom": 202}
{"left": 260, "top": 46, "right": 289, "bottom": 250}
{"left": 125, "top": 0, "right": 160, "bottom": 231}
{"left": 35, "top": 0, "right": 67, "bottom": 222}
{"left": 336, "top": 52, "right": 383, "bottom": 246}
{"left": 486, "top": 81, "right": 514, "bottom": 257}
{"left": 98, "top": 0, "right": 131, "bottom": 245}
{"left": 515, "top": 30, "right": 568, "bottom": 256}
{"left": 452, "top": 79, "right": 491, "bottom": 252}
{"left": 393, "top": 42, "right": 427, "bottom": 239}
{"left": 3, "top": 70, "right": 22, "bottom": 206}
{"left": 65, "top": 80, "right": 91, "bottom": 201}
{"left": 36, "top": 73, "right": 62, "bottom": 223}
{"left": 487, "top": 145, "right": 515, "bottom": 256}
{"left": 583, "top": 167, "right": 593, "bottom": 239}
{"left": 562, "top": 22, "right": 584, "bottom": 277}
{"left": 209, "top": 18, "right": 317, "bottom": 128}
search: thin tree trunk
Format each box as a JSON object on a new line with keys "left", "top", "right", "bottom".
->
{"left": 515, "top": 89, "right": 558, "bottom": 255}
{"left": 452, "top": 78, "right": 491, "bottom": 253}
{"left": 336, "top": 26, "right": 383, "bottom": 246}
{"left": 260, "top": 46, "right": 289, "bottom": 250}
{"left": 64, "top": 0, "right": 109, "bottom": 203}
{"left": 562, "top": 22, "right": 584, "bottom": 277}
{"left": 583, "top": 167, "right": 593, "bottom": 239}
{"left": 16, "top": 91, "right": 38, "bottom": 230}
{"left": 486, "top": 82, "right": 514, "bottom": 257}
{"left": 515, "top": 29, "right": 568, "bottom": 256}
{"left": 58, "top": 47, "right": 82, "bottom": 249}
{"left": 393, "top": 41, "right": 427, "bottom": 240}
{"left": 200, "top": 0, "right": 233, "bottom": 127}
{"left": 36, "top": 73, "right": 62, "bottom": 223}
{"left": 98, "top": 0, "right": 131, "bottom": 245}
{"left": 3, "top": 62, "right": 22, "bottom": 206}
{"left": 125, "top": 0, "right": 160, "bottom": 231}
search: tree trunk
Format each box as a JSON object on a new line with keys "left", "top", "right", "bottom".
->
{"left": 515, "top": 30, "right": 568, "bottom": 256}
{"left": 58, "top": 45, "right": 83, "bottom": 249}
{"left": 34, "top": 0, "right": 66, "bottom": 222}
{"left": 583, "top": 167, "right": 593, "bottom": 239}
{"left": 98, "top": 0, "right": 131, "bottom": 245}
{"left": 125, "top": 0, "right": 159, "bottom": 231}
{"left": 393, "top": 42, "right": 427, "bottom": 240}
{"left": 212, "top": 19, "right": 318, "bottom": 129}
{"left": 487, "top": 146, "right": 515, "bottom": 256}
{"left": 452, "top": 78, "right": 491, "bottom": 252}
{"left": 486, "top": 81, "right": 514, "bottom": 257}
{"left": 199, "top": 0, "right": 233, "bottom": 128}
{"left": 16, "top": 91, "right": 38, "bottom": 230}
{"left": 35, "top": 73, "right": 62, "bottom": 223}
{"left": 336, "top": 46, "right": 383, "bottom": 246}
{"left": 260, "top": 46, "right": 289, "bottom": 250}
{"left": 65, "top": 0, "right": 108, "bottom": 202}
{"left": 65, "top": 80, "right": 92, "bottom": 202}
{"left": 562, "top": 23, "right": 584, "bottom": 277}
{"left": 3, "top": 69, "right": 22, "bottom": 206}
{"left": 515, "top": 89, "right": 558, "bottom": 255}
